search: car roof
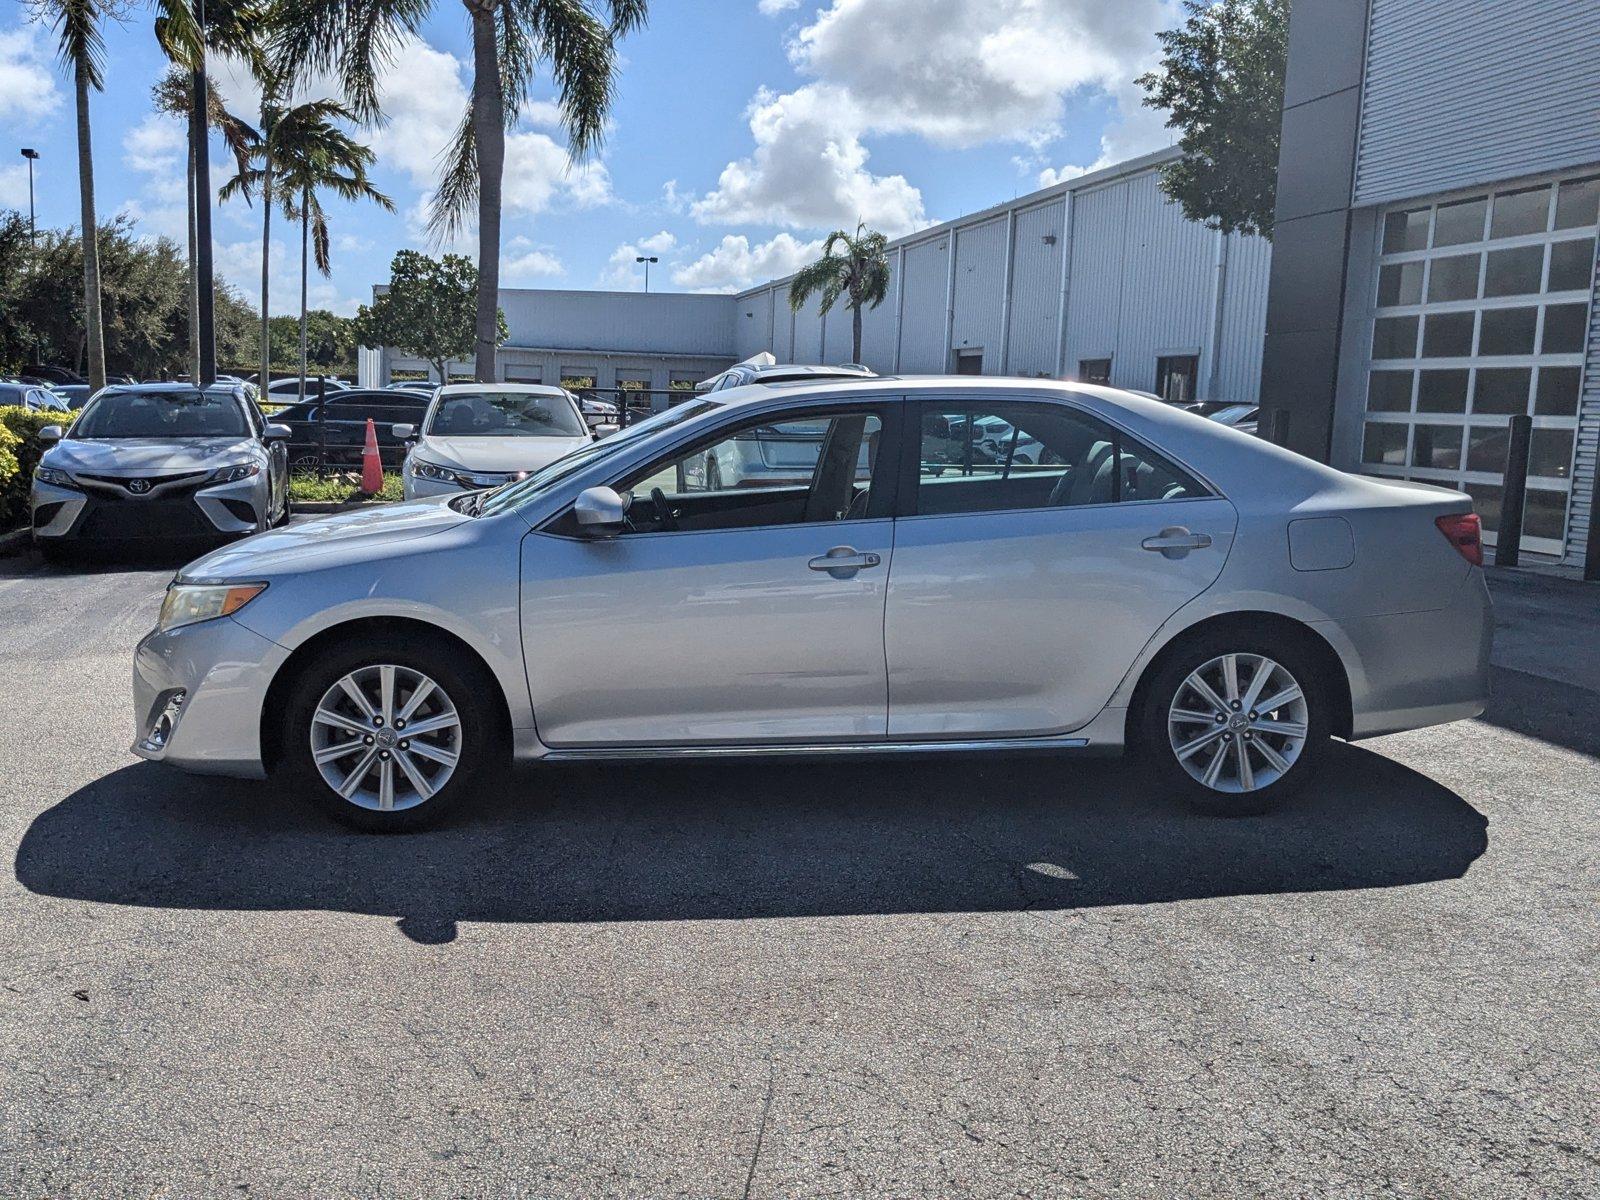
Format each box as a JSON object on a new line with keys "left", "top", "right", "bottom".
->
{"left": 98, "top": 381, "right": 243, "bottom": 395}
{"left": 435, "top": 382, "right": 572, "bottom": 397}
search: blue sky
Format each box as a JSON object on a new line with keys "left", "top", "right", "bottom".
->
{"left": 1, "top": 0, "right": 1180, "bottom": 316}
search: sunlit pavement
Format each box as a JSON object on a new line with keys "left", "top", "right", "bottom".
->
{"left": 1, "top": 538, "right": 1595, "bottom": 1197}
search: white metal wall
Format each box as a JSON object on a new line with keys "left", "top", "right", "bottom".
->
{"left": 899, "top": 238, "right": 952, "bottom": 372}
{"left": 1215, "top": 232, "right": 1273, "bottom": 402}
{"left": 1355, "top": 0, "right": 1600, "bottom": 207}
{"left": 1006, "top": 200, "right": 1067, "bottom": 377}
{"left": 1062, "top": 182, "right": 1127, "bottom": 378}
{"left": 733, "top": 288, "right": 774, "bottom": 362}
{"left": 950, "top": 217, "right": 1008, "bottom": 366}
{"left": 1567, "top": 247, "right": 1600, "bottom": 572}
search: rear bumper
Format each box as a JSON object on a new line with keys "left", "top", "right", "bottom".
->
{"left": 1324, "top": 569, "right": 1493, "bottom": 741}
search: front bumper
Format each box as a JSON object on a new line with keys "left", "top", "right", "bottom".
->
{"left": 33, "top": 474, "right": 268, "bottom": 542}
{"left": 131, "top": 614, "right": 290, "bottom": 778}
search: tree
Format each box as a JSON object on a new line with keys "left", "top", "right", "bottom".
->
{"left": 274, "top": 0, "right": 647, "bottom": 383}
{"left": 787, "top": 225, "right": 892, "bottom": 364}
{"left": 1137, "top": 0, "right": 1290, "bottom": 239}
{"left": 0, "top": 212, "right": 35, "bottom": 371}
{"left": 269, "top": 311, "right": 357, "bottom": 374}
{"left": 33, "top": 0, "right": 115, "bottom": 391}
{"left": 353, "top": 250, "right": 507, "bottom": 385}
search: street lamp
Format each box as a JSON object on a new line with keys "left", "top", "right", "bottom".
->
{"left": 635, "top": 254, "right": 659, "bottom": 293}
{"left": 19, "top": 148, "right": 39, "bottom": 243}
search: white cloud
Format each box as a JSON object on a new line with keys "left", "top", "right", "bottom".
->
{"left": 0, "top": 163, "right": 32, "bottom": 209}
{"left": 672, "top": 233, "right": 821, "bottom": 293}
{"left": 600, "top": 231, "right": 680, "bottom": 289}
{"left": 758, "top": 0, "right": 801, "bottom": 14}
{"left": 123, "top": 115, "right": 185, "bottom": 174}
{"left": 661, "top": 178, "right": 690, "bottom": 213}
{"left": 0, "top": 25, "right": 61, "bottom": 123}
{"left": 1037, "top": 78, "right": 1176, "bottom": 186}
{"left": 503, "top": 235, "right": 566, "bottom": 282}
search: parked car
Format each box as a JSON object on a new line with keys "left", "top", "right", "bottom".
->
{"left": 31, "top": 382, "right": 290, "bottom": 559}
{"left": 397, "top": 383, "right": 595, "bottom": 499}
{"left": 0, "top": 382, "right": 69, "bottom": 411}
{"left": 384, "top": 381, "right": 433, "bottom": 393}
{"left": 697, "top": 357, "right": 877, "bottom": 393}
{"left": 20, "top": 364, "right": 85, "bottom": 386}
{"left": 49, "top": 384, "right": 95, "bottom": 410}
{"left": 262, "top": 377, "right": 350, "bottom": 402}
{"left": 268, "top": 388, "right": 432, "bottom": 469}
{"left": 130, "top": 378, "right": 1491, "bottom": 832}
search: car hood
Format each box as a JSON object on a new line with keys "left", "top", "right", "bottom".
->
{"left": 416, "top": 434, "right": 591, "bottom": 473}
{"left": 47, "top": 436, "right": 261, "bottom": 474}
{"left": 179, "top": 497, "right": 472, "bottom": 581}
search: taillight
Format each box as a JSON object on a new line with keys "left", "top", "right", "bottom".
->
{"left": 1435, "top": 512, "right": 1483, "bottom": 567}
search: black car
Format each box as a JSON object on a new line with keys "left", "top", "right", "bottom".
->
{"left": 269, "top": 388, "right": 432, "bottom": 468}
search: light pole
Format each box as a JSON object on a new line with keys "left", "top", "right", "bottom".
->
{"left": 19, "top": 148, "right": 39, "bottom": 243}
{"left": 189, "top": 0, "right": 217, "bottom": 385}
{"left": 635, "top": 254, "right": 659, "bottom": 293}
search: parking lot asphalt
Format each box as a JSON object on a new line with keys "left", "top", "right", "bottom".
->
{"left": 1, "top": 536, "right": 1596, "bottom": 1198}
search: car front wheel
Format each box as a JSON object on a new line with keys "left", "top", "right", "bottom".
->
{"left": 282, "top": 634, "right": 496, "bottom": 831}
{"left": 1139, "top": 633, "right": 1329, "bottom": 816}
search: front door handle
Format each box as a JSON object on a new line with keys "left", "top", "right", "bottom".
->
{"left": 1141, "top": 527, "right": 1212, "bottom": 559}
{"left": 808, "top": 545, "right": 883, "bottom": 579}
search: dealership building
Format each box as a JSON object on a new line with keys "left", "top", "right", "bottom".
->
{"left": 368, "top": 0, "right": 1600, "bottom": 574}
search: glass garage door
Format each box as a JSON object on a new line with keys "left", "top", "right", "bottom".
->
{"left": 1361, "top": 172, "right": 1599, "bottom": 557}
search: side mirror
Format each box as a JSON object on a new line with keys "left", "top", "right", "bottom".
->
{"left": 573, "top": 486, "right": 627, "bottom": 536}
{"left": 391, "top": 423, "right": 415, "bottom": 440}
{"left": 264, "top": 423, "right": 292, "bottom": 441}
{"left": 592, "top": 423, "right": 621, "bottom": 439}
{"left": 38, "top": 424, "right": 62, "bottom": 443}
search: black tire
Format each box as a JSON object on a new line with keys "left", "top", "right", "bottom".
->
{"left": 279, "top": 632, "right": 500, "bottom": 832}
{"left": 276, "top": 490, "right": 293, "bottom": 526}
{"left": 1136, "top": 629, "right": 1331, "bottom": 817}
{"left": 36, "top": 538, "right": 71, "bottom": 565}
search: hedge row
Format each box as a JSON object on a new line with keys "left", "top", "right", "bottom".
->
{"left": 0, "top": 406, "right": 75, "bottom": 531}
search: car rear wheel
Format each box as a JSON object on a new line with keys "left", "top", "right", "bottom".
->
{"left": 281, "top": 634, "right": 496, "bottom": 832}
{"left": 1138, "top": 632, "right": 1329, "bottom": 816}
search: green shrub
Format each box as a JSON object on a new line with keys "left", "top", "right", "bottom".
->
{"left": 0, "top": 406, "right": 75, "bottom": 530}
{"left": 289, "top": 471, "right": 404, "bottom": 504}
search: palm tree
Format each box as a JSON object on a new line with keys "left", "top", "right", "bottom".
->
{"left": 226, "top": 111, "right": 392, "bottom": 400}
{"left": 38, "top": 0, "right": 110, "bottom": 390}
{"left": 788, "top": 225, "right": 892, "bottom": 365}
{"left": 274, "top": 0, "right": 647, "bottom": 383}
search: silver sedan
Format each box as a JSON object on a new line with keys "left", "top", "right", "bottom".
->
{"left": 130, "top": 378, "right": 1491, "bottom": 831}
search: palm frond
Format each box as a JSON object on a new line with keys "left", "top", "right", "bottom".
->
{"left": 523, "top": 0, "right": 616, "bottom": 159}
{"left": 49, "top": 0, "right": 110, "bottom": 91}
{"left": 788, "top": 258, "right": 847, "bottom": 314}
{"left": 427, "top": 107, "right": 479, "bottom": 240}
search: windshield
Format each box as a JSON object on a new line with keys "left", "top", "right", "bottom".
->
{"left": 72, "top": 389, "right": 248, "bottom": 439}
{"left": 425, "top": 390, "right": 587, "bottom": 439}
{"left": 477, "top": 400, "right": 720, "bottom": 517}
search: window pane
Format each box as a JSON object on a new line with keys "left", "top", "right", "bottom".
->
{"left": 1540, "top": 303, "right": 1588, "bottom": 354}
{"left": 1412, "top": 424, "right": 1462, "bottom": 470}
{"left": 1383, "top": 207, "right": 1429, "bottom": 253}
{"left": 1476, "top": 306, "right": 1538, "bottom": 355}
{"left": 1366, "top": 370, "right": 1414, "bottom": 412}
{"left": 1534, "top": 366, "right": 1582, "bottom": 416}
{"left": 1466, "top": 425, "right": 1509, "bottom": 473}
{"left": 1464, "top": 483, "right": 1503, "bottom": 534}
{"left": 1529, "top": 429, "right": 1576, "bottom": 480}
{"left": 1490, "top": 186, "right": 1550, "bottom": 239}
{"left": 1417, "top": 369, "right": 1469, "bottom": 413}
{"left": 1426, "top": 253, "right": 1480, "bottom": 302}
{"left": 1554, "top": 175, "right": 1600, "bottom": 230}
{"left": 1483, "top": 245, "right": 1544, "bottom": 296}
{"left": 1523, "top": 490, "right": 1568, "bottom": 541}
{"left": 1546, "top": 238, "right": 1595, "bottom": 292}
{"left": 1377, "top": 261, "right": 1424, "bottom": 306}
{"left": 1434, "top": 197, "right": 1487, "bottom": 246}
{"left": 1361, "top": 422, "right": 1407, "bottom": 466}
{"left": 1372, "top": 316, "right": 1419, "bottom": 359}
{"left": 1472, "top": 367, "right": 1531, "bottom": 415}
{"left": 1422, "top": 312, "right": 1475, "bottom": 357}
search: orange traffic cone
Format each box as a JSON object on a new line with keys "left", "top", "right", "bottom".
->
{"left": 360, "top": 417, "right": 383, "bottom": 495}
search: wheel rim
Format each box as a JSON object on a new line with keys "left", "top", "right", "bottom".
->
{"left": 1166, "top": 653, "right": 1309, "bottom": 794}
{"left": 310, "top": 664, "right": 462, "bottom": 811}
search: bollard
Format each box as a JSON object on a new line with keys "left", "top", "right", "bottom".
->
{"left": 1494, "top": 413, "right": 1532, "bottom": 568}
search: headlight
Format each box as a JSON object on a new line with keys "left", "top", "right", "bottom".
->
{"left": 157, "top": 582, "right": 268, "bottom": 632}
{"left": 34, "top": 465, "right": 75, "bottom": 487}
{"left": 411, "top": 457, "right": 464, "bottom": 485}
{"left": 209, "top": 462, "right": 261, "bottom": 484}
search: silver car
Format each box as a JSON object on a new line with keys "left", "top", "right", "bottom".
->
{"left": 130, "top": 378, "right": 1491, "bottom": 832}
{"left": 32, "top": 383, "right": 291, "bottom": 560}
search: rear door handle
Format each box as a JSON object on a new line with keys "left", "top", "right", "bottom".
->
{"left": 1141, "top": 527, "right": 1212, "bottom": 558}
{"left": 808, "top": 545, "right": 883, "bottom": 578}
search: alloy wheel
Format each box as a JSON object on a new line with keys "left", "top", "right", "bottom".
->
{"left": 309, "top": 664, "right": 462, "bottom": 811}
{"left": 1166, "top": 652, "right": 1309, "bottom": 794}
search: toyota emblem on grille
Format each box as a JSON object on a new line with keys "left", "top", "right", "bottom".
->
{"left": 127, "top": 478, "right": 152, "bottom": 494}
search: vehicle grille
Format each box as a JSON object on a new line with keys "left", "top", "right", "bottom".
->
{"left": 75, "top": 494, "right": 219, "bottom": 539}
{"left": 74, "top": 470, "right": 211, "bottom": 494}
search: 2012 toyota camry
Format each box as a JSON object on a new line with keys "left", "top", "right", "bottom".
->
{"left": 131, "top": 378, "right": 1492, "bottom": 832}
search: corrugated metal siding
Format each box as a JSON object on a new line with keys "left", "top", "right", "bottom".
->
{"left": 823, "top": 300, "right": 854, "bottom": 364}
{"left": 899, "top": 238, "right": 951, "bottom": 372}
{"left": 496, "top": 289, "right": 736, "bottom": 356}
{"left": 771, "top": 297, "right": 795, "bottom": 361}
{"left": 1063, "top": 182, "right": 1128, "bottom": 379}
{"left": 950, "top": 217, "right": 1008, "bottom": 365}
{"left": 792, "top": 290, "right": 825, "bottom": 363}
{"left": 1355, "top": 0, "right": 1600, "bottom": 206}
{"left": 734, "top": 287, "right": 774, "bottom": 361}
{"left": 1115, "top": 171, "right": 1217, "bottom": 392}
{"left": 857, "top": 277, "right": 898, "bottom": 372}
{"left": 1006, "top": 201, "right": 1066, "bottom": 377}
{"left": 1567, "top": 245, "right": 1600, "bottom": 572}
{"left": 1214, "top": 232, "right": 1273, "bottom": 402}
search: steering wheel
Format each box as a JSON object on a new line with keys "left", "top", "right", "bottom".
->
{"left": 649, "top": 487, "right": 679, "bottom": 532}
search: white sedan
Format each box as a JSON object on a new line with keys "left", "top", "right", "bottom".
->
{"left": 131, "top": 377, "right": 1491, "bottom": 831}
{"left": 396, "top": 383, "right": 597, "bottom": 498}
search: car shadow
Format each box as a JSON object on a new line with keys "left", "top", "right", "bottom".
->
{"left": 15, "top": 743, "right": 1486, "bottom": 944}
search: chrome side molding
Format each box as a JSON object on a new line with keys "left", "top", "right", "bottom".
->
{"left": 540, "top": 735, "right": 1093, "bottom": 762}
